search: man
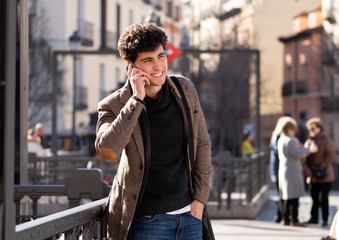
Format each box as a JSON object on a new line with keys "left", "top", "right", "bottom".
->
{"left": 305, "top": 117, "right": 335, "bottom": 227}
{"left": 95, "top": 22, "right": 211, "bottom": 240}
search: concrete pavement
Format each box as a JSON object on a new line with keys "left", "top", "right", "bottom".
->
{"left": 211, "top": 190, "right": 339, "bottom": 240}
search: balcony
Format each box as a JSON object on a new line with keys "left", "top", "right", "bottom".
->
{"left": 152, "top": 0, "right": 162, "bottom": 10}
{"left": 296, "top": 80, "right": 308, "bottom": 94}
{"left": 28, "top": 0, "right": 37, "bottom": 16}
{"left": 75, "top": 86, "right": 87, "bottom": 110}
{"left": 105, "top": 30, "right": 117, "bottom": 50}
{"left": 79, "top": 20, "right": 94, "bottom": 47}
{"left": 321, "top": 96, "right": 339, "bottom": 112}
{"left": 282, "top": 81, "right": 292, "bottom": 97}
{"left": 201, "top": 7, "right": 216, "bottom": 19}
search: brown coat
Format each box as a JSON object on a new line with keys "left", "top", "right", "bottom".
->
{"left": 95, "top": 75, "right": 211, "bottom": 240}
{"left": 306, "top": 132, "right": 335, "bottom": 183}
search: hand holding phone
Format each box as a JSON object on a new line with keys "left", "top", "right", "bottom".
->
{"left": 127, "top": 61, "right": 150, "bottom": 100}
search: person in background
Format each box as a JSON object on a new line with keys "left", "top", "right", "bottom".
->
{"left": 34, "top": 123, "right": 49, "bottom": 149}
{"left": 27, "top": 128, "right": 45, "bottom": 157}
{"left": 277, "top": 118, "right": 317, "bottom": 227}
{"left": 305, "top": 118, "right": 335, "bottom": 227}
{"left": 329, "top": 210, "right": 339, "bottom": 239}
{"left": 241, "top": 132, "right": 255, "bottom": 159}
{"left": 269, "top": 116, "right": 297, "bottom": 223}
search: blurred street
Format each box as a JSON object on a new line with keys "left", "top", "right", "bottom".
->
{"left": 212, "top": 190, "right": 339, "bottom": 240}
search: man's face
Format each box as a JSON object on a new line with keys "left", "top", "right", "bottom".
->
{"left": 134, "top": 44, "right": 168, "bottom": 90}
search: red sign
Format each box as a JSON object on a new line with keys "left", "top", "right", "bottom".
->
{"left": 166, "top": 43, "right": 182, "bottom": 62}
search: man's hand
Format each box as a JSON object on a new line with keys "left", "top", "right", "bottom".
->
{"left": 190, "top": 200, "right": 204, "bottom": 220}
{"left": 128, "top": 63, "right": 150, "bottom": 100}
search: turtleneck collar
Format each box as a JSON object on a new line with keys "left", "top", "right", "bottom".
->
{"left": 144, "top": 81, "right": 171, "bottom": 112}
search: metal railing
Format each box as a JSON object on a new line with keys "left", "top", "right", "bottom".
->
{"left": 15, "top": 168, "right": 111, "bottom": 224}
{"left": 211, "top": 150, "right": 267, "bottom": 209}
{"left": 105, "top": 30, "right": 117, "bottom": 50}
{"left": 28, "top": 154, "right": 118, "bottom": 185}
{"left": 16, "top": 198, "right": 107, "bottom": 240}
{"left": 15, "top": 169, "right": 111, "bottom": 239}
{"left": 282, "top": 81, "right": 292, "bottom": 96}
{"left": 79, "top": 20, "right": 94, "bottom": 46}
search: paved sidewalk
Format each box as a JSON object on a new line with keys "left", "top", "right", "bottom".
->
{"left": 211, "top": 190, "right": 339, "bottom": 240}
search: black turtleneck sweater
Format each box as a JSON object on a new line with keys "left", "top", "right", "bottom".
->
{"left": 136, "top": 81, "right": 192, "bottom": 216}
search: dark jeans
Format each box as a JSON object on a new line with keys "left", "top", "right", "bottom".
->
{"left": 310, "top": 182, "right": 332, "bottom": 222}
{"left": 283, "top": 198, "right": 299, "bottom": 223}
{"left": 127, "top": 212, "right": 202, "bottom": 240}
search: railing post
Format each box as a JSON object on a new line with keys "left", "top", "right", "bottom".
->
{"left": 246, "top": 158, "right": 252, "bottom": 202}
{"left": 14, "top": 195, "right": 23, "bottom": 224}
{"left": 214, "top": 151, "right": 229, "bottom": 209}
{"left": 30, "top": 196, "right": 41, "bottom": 219}
{"left": 226, "top": 154, "right": 234, "bottom": 209}
{"left": 67, "top": 168, "right": 107, "bottom": 208}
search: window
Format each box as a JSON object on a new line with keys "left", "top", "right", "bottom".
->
{"left": 308, "top": 12, "right": 316, "bottom": 29}
{"left": 116, "top": 4, "right": 121, "bottom": 43}
{"left": 28, "top": 0, "right": 36, "bottom": 16}
{"left": 99, "top": 64, "right": 106, "bottom": 100}
{"left": 173, "top": 0, "right": 179, "bottom": 21}
{"left": 294, "top": 18, "right": 300, "bottom": 32}
{"left": 166, "top": 0, "right": 172, "bottom": 17}
{"left": 286, "top": 66, "right": 292, "bottom": 82}
{"left": 129, "top": 9, "right": 134, "bottom": 26}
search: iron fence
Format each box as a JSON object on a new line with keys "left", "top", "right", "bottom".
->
{"left": 28, "top": 153, "right": 118, "bottom": 185}
{"left": 15, "top": 198, "right": 107, "bottom": 240}
{"left": 15, "top": 169, "right": 111, "bottom": 239}
{"left": 211, "top": 150, "right": 267, "bottom": 209}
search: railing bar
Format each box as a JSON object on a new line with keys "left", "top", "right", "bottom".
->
{"left": 14, "top": 185, "right": 66, "bottom": 195}
{"left": 16, "top": 198, "right": 106, "bottom": 240}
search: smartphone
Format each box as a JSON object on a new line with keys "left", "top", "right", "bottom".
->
{"left": 126, "top": 61, "right": 138, "bottom": 71}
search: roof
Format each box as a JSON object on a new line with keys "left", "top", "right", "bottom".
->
{"left": 278, "top": 26, "right": 323, "bottom": 43}
{"left": 293, "top": 5, "right": 321, "bottom": 19}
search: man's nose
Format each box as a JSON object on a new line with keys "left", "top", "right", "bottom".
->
{"left": 153, "top": 60, "right": 162, "bottom": 69}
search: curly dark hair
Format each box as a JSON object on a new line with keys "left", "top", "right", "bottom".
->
{"left": 117, "top": 22, "right": 168, "bottom": 62}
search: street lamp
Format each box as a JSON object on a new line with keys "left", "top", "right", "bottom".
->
{"left": 69, "top": 31, "right": 81, "bottom": 151}
{"left": 145, "top": 11, "right": 163, "bottom": 27}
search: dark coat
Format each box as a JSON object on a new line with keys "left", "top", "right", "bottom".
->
{"left": 306, "top": 132, "right": 335, "bottom": 183}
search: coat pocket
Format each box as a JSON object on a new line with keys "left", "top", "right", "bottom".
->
{"left": 106, "top": 179, "right": 125, "bottom": 228}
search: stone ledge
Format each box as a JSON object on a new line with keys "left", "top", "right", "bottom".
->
{"left": 207, "top": 185, "right": 269, "bottom": 219}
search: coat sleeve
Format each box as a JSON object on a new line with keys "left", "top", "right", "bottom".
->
{"left": 188, "top": 81, "right": 212, "bottom": 204}
{"left": 321, "top": 138, "right": 335, "bottom": 168}
{"left": 95, "top": 96, "right": 145, "bottom": 160}
{"left": 287, "top": 138, "right": 310, "bottom": 160}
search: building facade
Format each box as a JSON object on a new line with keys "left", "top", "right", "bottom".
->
{"left": 322, "top": 0, "right": 339, "bottom": 151}
{"left": 28, "top": 0, "right": 182, "bottom": 152}
{"left": 181, "top": 0, "right": 321, "bottom": 153}
{"left": 279, "top": 6, "right": 324, "bottom": 143}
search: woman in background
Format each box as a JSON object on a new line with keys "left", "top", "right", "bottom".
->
{"left": 269, "top": 116, "right": 297, "bottom": 223}
{"left": 278, "top": 118, "right": 317, "bottom": 226}
{"left": 305, "top": 118, "right": 335, "bottom": 227}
